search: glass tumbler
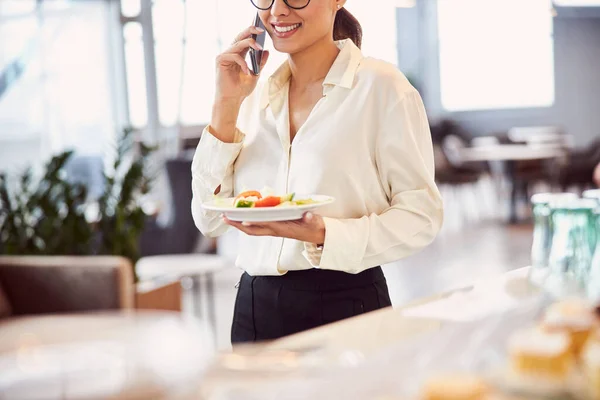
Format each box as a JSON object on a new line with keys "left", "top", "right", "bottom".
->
{"left": 547, "top": 198, "right": 597, "bottom": 294}
{"left": 586, "top": 209, "right": 600, "bottom": 300}
{"left": 529, "top": 193, "right": 578, "bottom": 285}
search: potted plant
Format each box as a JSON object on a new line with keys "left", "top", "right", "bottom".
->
{"left": 0, "top": 128, "right": 155, "bottom": 277}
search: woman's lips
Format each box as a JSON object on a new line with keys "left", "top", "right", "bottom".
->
{"left": 271, "top": 23, "right": 302, "bottom": 38}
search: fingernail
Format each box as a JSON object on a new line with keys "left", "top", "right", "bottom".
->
{"left": 306, "top": 212, "right": 313, "bottom": 221}
{"left": 256, "top": 43, "right": 263, "bottom": 50}
{"left": 256, "top": 27, "right": 265, "bottom": 32}
{"left": 242, "top": 221, "right": 252, "bottom": 226}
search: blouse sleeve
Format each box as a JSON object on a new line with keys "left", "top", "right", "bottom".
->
{"left": 191, "top": 126, "right": 245, "bottom": 237}
{"left": 303, "top": 89, "right": 444, "bottom": 273}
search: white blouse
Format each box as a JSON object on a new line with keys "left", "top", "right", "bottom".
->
{"left": 192, "top": 39, "right": 444, "bottom": 276}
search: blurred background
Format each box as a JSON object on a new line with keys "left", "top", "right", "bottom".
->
{"left": 1, "top": 0, "right": 600, "bottom": 352}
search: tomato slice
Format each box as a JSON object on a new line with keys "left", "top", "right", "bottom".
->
{"left": 254, "top": 196, "right": 282, "bottom": 208}
{"left": 235, "top": 190, "right": 262, "bottom": 202}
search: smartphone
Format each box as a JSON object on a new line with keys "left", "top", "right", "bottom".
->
{"left": 249, "top": 13, "right": 267, "bottom": 76}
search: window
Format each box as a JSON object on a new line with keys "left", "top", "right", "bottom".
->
{"left": 123, "top": 22, "right": 148, "bottom": 128}
{"left": 349, "top": 3, "right": 398, "bottom": 66}
{"left": 121, "top": 1, "right": 398, "bottom": 129}
{"left": 0, "top": 1, "right": 115, "bottom": 171}
{"left": 437, "top": 0, "right": 555, "bottom": 112}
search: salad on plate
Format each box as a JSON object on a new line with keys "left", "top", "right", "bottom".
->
{"left": 232, "top": 190, "right": 319, "bottom": 209}
{"left": 203, "top": 188, "right": 334, "bottom": 222}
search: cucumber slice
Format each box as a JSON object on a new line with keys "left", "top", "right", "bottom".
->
{"left": 234, "top": 199, "right": 255, "bottom": 208}
{"left": 280, "top": 193, "right": 295, "bottom": 202}
{"left": 295, "top": 198, "right": 316, "bottom": 206}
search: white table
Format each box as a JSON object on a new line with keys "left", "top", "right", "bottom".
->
{"left": 136, "top": 254, "right": 231, "bottom": 346}
{"left": 459, "top": 144, "right": 565, "bottom": 163}
{"left": 459, "top": 144, "right": 567, "bottom": 222}
{"left": 0, "top": 312, "right": 213, "bottom": 399}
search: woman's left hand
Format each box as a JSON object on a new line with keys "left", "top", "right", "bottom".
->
{"left": 223, "top": 212, "right": 325, "bottom": 244}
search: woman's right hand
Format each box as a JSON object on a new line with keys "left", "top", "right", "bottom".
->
{"left": 215, "top": 26, "right": 270, "bottom": 104}
{"left": 210, "top": 26, "right": 270, "bottom": 143}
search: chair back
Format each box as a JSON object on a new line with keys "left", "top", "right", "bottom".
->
{"left": 165, "top": 158, "right": 199, "bottom": 254}
{"left": 0, "top": 256, "right": 134, "bottom": 316}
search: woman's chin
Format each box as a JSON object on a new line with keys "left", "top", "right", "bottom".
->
{"left": 272, "top": 40, "right": 304, "bottom": 56}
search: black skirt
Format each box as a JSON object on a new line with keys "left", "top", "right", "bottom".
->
{"left": 231, "top": 267, "right": 392, "bottom": 344}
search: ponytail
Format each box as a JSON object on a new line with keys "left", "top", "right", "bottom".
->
{"left": 333, "top": 8, "right": 362, "bottom": 49}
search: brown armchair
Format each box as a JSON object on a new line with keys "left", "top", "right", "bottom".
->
{"left": 0, "top": 256, "right": 134, "bottom": 318}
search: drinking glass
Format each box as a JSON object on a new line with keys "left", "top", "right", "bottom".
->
{"left": 529, "top": 193, "right": 578, "bottom": 285}
{"left": 586, "top": 209, "right": 600, "bottom": 300}
{"left": 546, "top": 198, "right": 597, "bottom": 294}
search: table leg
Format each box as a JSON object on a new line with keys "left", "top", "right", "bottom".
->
{"left": 507, "top": 160, "right": 519, "bottom": 224}
{"left": 206, "top": 273, "right": 218, "bottom": 347}
{"left": 192, "top": 275, "right": 203, "bottom": 319}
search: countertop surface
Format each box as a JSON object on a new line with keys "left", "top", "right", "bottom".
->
{"left": 202, "top": 267, "right": 540, "bottom": 399}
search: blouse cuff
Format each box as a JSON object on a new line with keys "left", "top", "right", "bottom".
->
{"left": 301, "top": 217, "right": 365, "bottom": 273}
{"left": 193, "top": 125, "right": 245, "bottom": 186}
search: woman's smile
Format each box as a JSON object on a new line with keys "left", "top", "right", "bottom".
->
{"left": 271, "top": 22, "right": 303, "bottom": 38}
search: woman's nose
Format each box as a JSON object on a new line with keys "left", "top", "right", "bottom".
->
{"left": 271, "top": 0, "right": 290, "bottom": 17}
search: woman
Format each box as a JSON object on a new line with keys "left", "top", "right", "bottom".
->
{"left": 192, "top": 0, "right": 444, "bottom": 344}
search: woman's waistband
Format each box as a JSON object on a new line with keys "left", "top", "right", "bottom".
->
{"left": 243, "top": 266, "right": 385, "bottom": 292}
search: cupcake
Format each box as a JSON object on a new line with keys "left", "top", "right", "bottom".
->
{"left": 541, "top": 298, "right": 596, "bottom": 356}
{"left": 581, "top": 332, "right": 600, "bottom": 398}
{"left": 421, "top": 374, "right": 490, "bottom": 400}
{"left": 508, "top": 327, "right": 573, "bottom": 381}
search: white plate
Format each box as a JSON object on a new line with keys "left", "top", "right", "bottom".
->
{"left": 202, "top": 195, "right": 335, "bottom": 222}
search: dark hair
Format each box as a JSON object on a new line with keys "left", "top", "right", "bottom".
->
{"left": 333, "top": 8, "right": 362, "bottom": 49}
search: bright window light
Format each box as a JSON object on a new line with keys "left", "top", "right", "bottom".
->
{"left": 121, "top": 0, "right": 140, "bottom": 18}
{"left": 437, "top": 0, "right": 555, "bottom": 112}
{"left": 123, "top": 22, "right": 148, "bottom": 128}
{"left": 347, "top": 3, "right": 399, "bottom": 66}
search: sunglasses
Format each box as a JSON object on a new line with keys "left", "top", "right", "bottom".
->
{"left": 251, "top": 0, "right": 311, "bottom": 11}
